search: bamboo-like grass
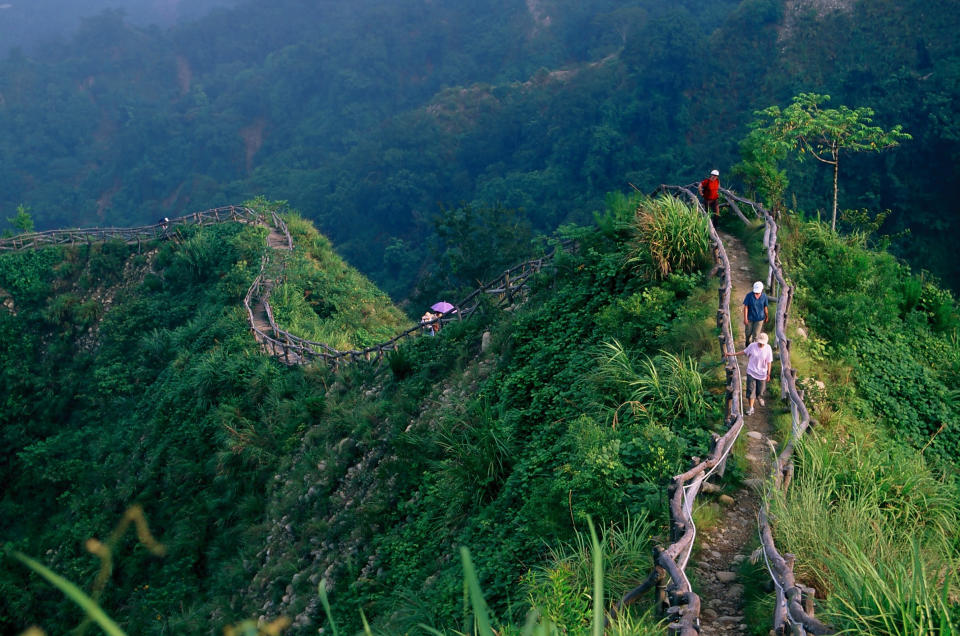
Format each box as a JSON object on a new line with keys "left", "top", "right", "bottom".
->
{"left": 768, "top": 428, "right": 960, "bottom": 634}
{"left": 627, "top": 196, "right": 712, "bottom": 280}
{"left": 595, "top": 340, "right": 711, "bottom": 427}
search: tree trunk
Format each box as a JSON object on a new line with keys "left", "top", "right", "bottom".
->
{"left": 831, "top": 157, "right": 839, "bottom": 231}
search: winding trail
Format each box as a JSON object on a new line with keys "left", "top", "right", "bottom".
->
{"left": 694, "top": 231, "right": 776, "bottom": 634}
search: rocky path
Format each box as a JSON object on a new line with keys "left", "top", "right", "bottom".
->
{"left": 694, "top": 230, "right": 778, "bottom": 634}
{"left": 250, "top": 223, "right": 293, "bottom": 350}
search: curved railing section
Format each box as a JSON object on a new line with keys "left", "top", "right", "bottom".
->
{"left": 0, "top": 205, "right": 565, "bottom": 370}
{"left": 246, "top": 243, "right": 568, "bottom": 368}
{"left": 608, "top": 185, "right": 832, "bottom": 635}
{"left": 0, "top": 206, "right": 262, "bottom": 250}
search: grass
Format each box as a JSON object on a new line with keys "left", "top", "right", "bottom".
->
{"left": 628, "top": 195, "right": 712, "bottom": 280}
{"left": 517, "top": 515, "right": 662, "bottom": 635}
{"left": 11, "top": 551, "right": 127, "bottom": 636}
{"left": 727, "top": 209, "right": 960, "bottom": 634}
{"left": 268, "top": 211, "right": 410, "bottom": 350}
{"left": 595, "top": 340, "right": 712, "bottom": 427}
{"left": 768, "top": 428, "right": 960, "bottom": 632}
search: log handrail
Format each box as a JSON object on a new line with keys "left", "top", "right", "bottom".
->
{"left": 0, "top": 206, "right": 262, "bottom": 250}
{"left": 244, "top": 242, "right": 568, "bottom": 367}
{"left": 1, "top": 205, "right": 568, "bottom": 369}
{"left": 607, "top": 186, "right": 832, "bottom": 635}
{"left": 718, "top": 187, "right": 832, "bottom": 633}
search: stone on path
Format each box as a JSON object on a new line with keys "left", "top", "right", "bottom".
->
{"left": 716, "top": 571, "right": 738, "bottom": 583}
{"left": 747, "top": 431, "right": 763, "bottom": 440}
{"left": 719, "top": 494, "right": 735, "bottom": 506}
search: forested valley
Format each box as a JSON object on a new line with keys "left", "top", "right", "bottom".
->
{"left": 2, "top": 0, "right": 959, "bottom": 296}
{"left": 1, "top": 1, "right": 959, "bottom": 635}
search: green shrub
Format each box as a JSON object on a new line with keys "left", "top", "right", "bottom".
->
{"left": 627, "top": 195, "right": 711, "bottom": 279}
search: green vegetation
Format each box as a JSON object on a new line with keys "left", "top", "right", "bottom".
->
{"left": 0, "top": 195, "right": 728, "bottom": 633}
{"left": 627, "top": 195, "right": 712, "bottom": 280}
{"left": 733, "top": 212, "right": 960, "bottom": 634}
{"left": 0, "top": 1, "right": 959, "bottom": 627}
{"left": 739, "top": 93, "right": 911, "bottom": 227}
{"left": 267, "top": 211, "right": 409, "bottom": 349}
{"left": 3, "top": 0, "right": 959, "bottom": 291}
{"left": 785, "top": 221, "right": 959, "bottom": 459}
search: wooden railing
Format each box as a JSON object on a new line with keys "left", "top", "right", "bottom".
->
{"left": 1, "top": 206, "right": 566, "bottom": 370}
{"left": 607, "top": 186, "right": 833, "bottom": 635}
{"left": 244, "top": 238, "right": 571, "bottom": 369}
{"left": 720, "top": 189, "right": 832, "bottom": 635}
{"left": 604, "top": 184, "right": 746, "bottom": 634}
{"left": 0, "top": 206, "right": 262, "bottom": 251}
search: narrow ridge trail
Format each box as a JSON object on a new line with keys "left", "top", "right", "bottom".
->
{"left": 249, "top": 222, "right": 299, "bottom": 361}
{"left": 694, "top": 230, "right": 778, "bottom": 635}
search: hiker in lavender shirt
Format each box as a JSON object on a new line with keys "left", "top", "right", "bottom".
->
{"left": 726, "top": 331, "right": 774, "bottom": 416}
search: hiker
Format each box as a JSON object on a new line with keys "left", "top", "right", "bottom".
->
{"left": 742, "top": 281, "right": 769, "bottom": 348}
{"left": 698, "top": 169, "right": 721, "bottom": 217}
{"left": 420, "top": 311, "right": 437, "bottom": 336}
{"left": 726, "top": 331, "right": 773, "bottom": 416}
{"left": 158, "top": 217, "right": 170, "bottom": 229}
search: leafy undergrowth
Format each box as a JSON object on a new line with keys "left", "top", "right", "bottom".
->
{"left": 0, "top": 195, "right": 729, "bottom": 634}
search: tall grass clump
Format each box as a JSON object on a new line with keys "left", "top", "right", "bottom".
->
{"left": 518, "top": 515, "right": 663, "bottom": 635}
{"left": 596, "top": 339, "right": 711, "bottom": 426}
{"left": 768, "top": 427, "right": 960, "bottom": 633}
{"left": 627, "top": 195, "right": 711, "bottom": 279}
{"left": 824, "top": 539, "right": 956, "bottom": 635}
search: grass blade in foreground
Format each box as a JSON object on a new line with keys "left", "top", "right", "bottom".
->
{"left": 461, "top": 547, "right": 495, "bottom": 635}
{"left": 588, "top": 517, "right": 604, "bottom": 636}
{"left": 12, "top": 551, "right": 126, "bottom": 636}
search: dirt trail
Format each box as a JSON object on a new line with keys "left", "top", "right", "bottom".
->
{"left": 250, "top": 224, "right": 292, "bottom": 346}
{"left": 694, "top": 230, "right": 777, "bottom": 634}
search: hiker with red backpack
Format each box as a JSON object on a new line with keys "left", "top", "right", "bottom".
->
{"left": 699, "top": 169, "right": 721, "bottom": 217}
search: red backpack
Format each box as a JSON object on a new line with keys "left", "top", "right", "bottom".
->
{"left": 701, "top": 177, "right": 719, "bottom": 200}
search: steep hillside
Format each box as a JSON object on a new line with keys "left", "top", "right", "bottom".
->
{"left": 1, "top": 196, "right": 731, "bottom": 633}
{"left": 0, "top": 212, "right": 409, "bottom": 633}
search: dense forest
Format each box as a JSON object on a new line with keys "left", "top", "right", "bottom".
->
{"left": 1, "top": 0, "right": 959, "bottom": 634}
{"left": 1, "top": 0, "right": 958, "bottom": 297}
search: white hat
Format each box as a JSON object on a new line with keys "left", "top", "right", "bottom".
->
{"left": 758, "top": 332, "right": 769, "bottom": 345}
{"left": 753, "top": 281, "right": 764, "bottom": 293}
{"left": 710, "top": 169, "right": 719, "bottom": 176}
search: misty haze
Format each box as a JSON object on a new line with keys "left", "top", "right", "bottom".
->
{"left": 0, "top": 1, "right": 958, "bottom": 634}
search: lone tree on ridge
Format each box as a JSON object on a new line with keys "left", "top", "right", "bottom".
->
{"left": 742, "top": 93, "right": 910, "bottom": 230}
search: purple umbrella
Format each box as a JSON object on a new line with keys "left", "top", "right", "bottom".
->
{"left": 431, "top": 301, "right": 456, "bottom": 314}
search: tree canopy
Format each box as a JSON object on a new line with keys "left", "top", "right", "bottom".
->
{"left": 742, "top": 93, "right": 911, "bottom": 229}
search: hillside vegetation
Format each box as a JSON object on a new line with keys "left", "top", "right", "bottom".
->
{"left": 0, "top": 197, "right": 728, "bottom": 633}
{"left": 1, "top": 194, "right": 959, "bottom": 633}
{"left": 736, "top": 217, "right": 960, "bottom": 633}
